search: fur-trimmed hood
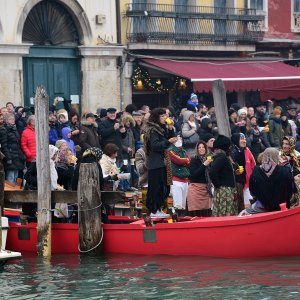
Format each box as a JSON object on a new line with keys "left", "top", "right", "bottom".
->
{"left": 81, "top": 120, "right": 98, "bottom": 128}
{"left": 122, "top": 114, "right": 136, "bottom": 127}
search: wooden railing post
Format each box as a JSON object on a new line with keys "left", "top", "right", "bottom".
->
{"left": 212, "top": 79, "right": 231, "bottom": 138}
{"left": 35, "top": 86, "right": 52, "bottom": 257}
{"left": 77, "top": 163, "right": 102, "bottom": 255}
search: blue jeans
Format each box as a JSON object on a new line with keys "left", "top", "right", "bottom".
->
{"left": 6, "top": 170, "right": 18, "bottom": 184}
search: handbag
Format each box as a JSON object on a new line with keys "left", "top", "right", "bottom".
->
{"left": 183, "top": 132, "right": 199, "bottom": 147}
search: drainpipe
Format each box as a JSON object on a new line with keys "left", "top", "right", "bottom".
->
{"left": 116, "top": 0, "right": 121, "bottom": 44}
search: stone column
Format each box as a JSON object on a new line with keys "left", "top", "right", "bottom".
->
{"left": 122, "top": 61, "right": 133, "bottom": 110}
{"left": 78, "top": 45, "right": 125, "bottom": 112}
{"left": 0, "top": 44, "right": 31, "bottom": 107}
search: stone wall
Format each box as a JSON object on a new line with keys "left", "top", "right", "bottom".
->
{"left": 0, "top": 0, "right": 125, "bottom": 111}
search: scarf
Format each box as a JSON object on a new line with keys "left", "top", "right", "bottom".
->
{"left": 280, "top": 136, "right": 300, "bottom": 172}
{"left": 260, "top": 148, "right": 279, "bottom": 177}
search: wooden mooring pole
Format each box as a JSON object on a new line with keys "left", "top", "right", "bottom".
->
{"left": 35, "top": 86, "right": 52, "bottom": 257}
{"left": 212, "top": 79, "right": 231, "bottom": 138}
{"left": 0, "top": 151, "right": 4, "bottom": 250}
{"left": 77, "top": 163, "right": 102, "bottom": 255}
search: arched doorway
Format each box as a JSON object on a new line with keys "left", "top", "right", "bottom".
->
{"left": 22, "top": 0, "right": 82, "bottom": 108}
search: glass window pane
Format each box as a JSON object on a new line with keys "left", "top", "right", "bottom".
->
{"left": 250, "top": 0, "right": 264, "bottom": 10}
{"left": 294, "top": 0, "right": 300, "bottom": 12}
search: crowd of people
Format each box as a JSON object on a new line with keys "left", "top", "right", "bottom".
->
{"left": 0, "top": 92, "right": 299, "bottom": 221}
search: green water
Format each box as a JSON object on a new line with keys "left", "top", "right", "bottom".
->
{"left": 1, "top": 254, "right": 300, "bottom": 299}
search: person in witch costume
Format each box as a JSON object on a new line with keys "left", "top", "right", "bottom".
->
{"left": 240, "top": 148, "right": 294, "bottom": 215}
{"left": 209, "top": 135, "right": 237, "bottom": 217}
{"left": 143, "top": 108, "right": 177, "bottom": 218}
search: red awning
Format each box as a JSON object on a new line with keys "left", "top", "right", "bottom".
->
{"left": 141, "top": 58, "right": 300, "bottom": 95}
{"left": 260, "top": 83, "right": 300, "bottom": 101}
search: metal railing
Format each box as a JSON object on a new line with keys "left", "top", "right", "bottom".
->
{"left": 125, "top": 3, "right": 264, "bottom": 45}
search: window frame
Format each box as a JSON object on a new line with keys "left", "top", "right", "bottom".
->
{"left": 247, "top": 0, "right": 268, "bottom": 31}
{"left": 291, "top": 0, "right": 300, "bottom": 32}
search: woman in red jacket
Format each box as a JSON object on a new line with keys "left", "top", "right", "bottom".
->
{"left": 21, "top": 115, "right": 36, "bottom": 164}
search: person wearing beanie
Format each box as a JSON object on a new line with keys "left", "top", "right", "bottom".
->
{"left": 209, "top": 134, "right": 238, "bottom": 216}
{"left": 230, "top": 103, "right": 241, "bottom": 112}
{"left": 237, "top": 108, "right": 247, "bottom": 119}
{"left": 202, "top": 133, "right": 215, "bottom": 155}
{"left": 186, "top": 93, "right": 199, "bottom": 111}
{"left": 269, "top": 107, "right": 284, "bottom": 147}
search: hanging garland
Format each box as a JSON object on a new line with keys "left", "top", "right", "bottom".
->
{"left": 132, "top": 64, "right": 171, "bottom": 93}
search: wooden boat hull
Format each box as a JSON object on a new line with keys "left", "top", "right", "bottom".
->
{"left": 6, "top": 206, "right": 300, "bottom": 258}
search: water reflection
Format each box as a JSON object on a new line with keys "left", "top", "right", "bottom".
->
{"left": 1, "top": 254, "right": 300, "bottom": 299}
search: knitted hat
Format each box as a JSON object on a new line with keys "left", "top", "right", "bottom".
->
{"left": 190, "top": 93, "right": 198, "bottom": 99}
{"left": 202, "top": 133, "right": 215, "bottom": 143}
{"left": 237, "top": 108, "right": 247, "bottom": 116}
{"left": 213, "top": 135, "right": 231, "bottom": 151}
{"left": 99, "top": 109, "right": 107, "bottom": 118}
{"left": 230, "top": 103, "right": 241, "bottom": 111}
{"left": 55, "top": 139, "right": 67, "bottom": 149}
{"left": 228, "top": 108, "right": 237, "bottom": 116}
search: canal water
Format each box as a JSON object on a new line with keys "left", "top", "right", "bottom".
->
{"left": 1, "top": 254, "right": 300, "bottom": 299}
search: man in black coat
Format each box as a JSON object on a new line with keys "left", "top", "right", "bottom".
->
{"left": 99, "top": 108, "right": 126, "bottom": 166}
{"left": 79, "top": 113, "right": 101, "bottom": 152}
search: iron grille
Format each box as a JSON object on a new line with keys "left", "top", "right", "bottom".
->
{"left": 125, "top": 3, "right": 264, "bottom": 45}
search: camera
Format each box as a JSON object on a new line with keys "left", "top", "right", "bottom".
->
{"left": 22, "top": 106, "right": 35, "bottom": 115}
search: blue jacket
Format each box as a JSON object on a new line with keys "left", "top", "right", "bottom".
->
{"left": 49, "top": 125, "right": 59, "bottom": 145}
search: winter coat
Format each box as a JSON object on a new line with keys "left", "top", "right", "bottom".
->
{"left": 209, "top": 152, "right": 235, "bottom": 189}
{"left": 168, "top": 144, "right": 190, "bottom": 181}
{"left": 198, "top": 118, "right": 214, "bottom": 140}
{"left": 135, "top": 146, "right": 148, "bottom": 187}
{"left": 121, "top": 115, "right": 136, "bottom": 160}
{"left": 269, "top": 116, "right": 284, "bottom": 147}
{"left": 57, "top": 120, "right": 71, "bottom": 139}
{"left": 143, "top": 121, "right": 174, "bottom": 170}
{"left": 0, "top": 124, "right": 25, "bottom": 171}
{"left": 100, "top": 154, "right": 119, "bottom": 178}
{"left": 15, "top": 114, "right": 27, "bottom": 135}
{"left": 181, "top": 111, "right": 200, "bottom": 148}
{"left": 21, "top": 124, "right": 36, "bottom": 163}
{"left": 249, "top": 165, "right": 293, "bottom": 211}
{"left": 79, "top": 121, "right": 101, "bottom": 151}
{"left": 99, "top": 118, "right": 126, "bottom": 160}
{"left": 62, "top": 127, "right": 76, "bottom": 155}
{"left": 49, "top": 123, "right": 59, "bottom": 145}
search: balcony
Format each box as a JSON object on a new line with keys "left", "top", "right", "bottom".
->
{"left": 125, "top": 3, "right": 264, "bottom": 47}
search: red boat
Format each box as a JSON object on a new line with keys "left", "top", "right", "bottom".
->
{"left": 5, "top": 205, "right": 300, "bottom": 258}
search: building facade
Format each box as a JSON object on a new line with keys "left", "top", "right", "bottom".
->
{"left": 0, "top": 0, "right": 124, "bottom": 112}
{"left": 119, "top": 0, "right": 300, "bottom": 109}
